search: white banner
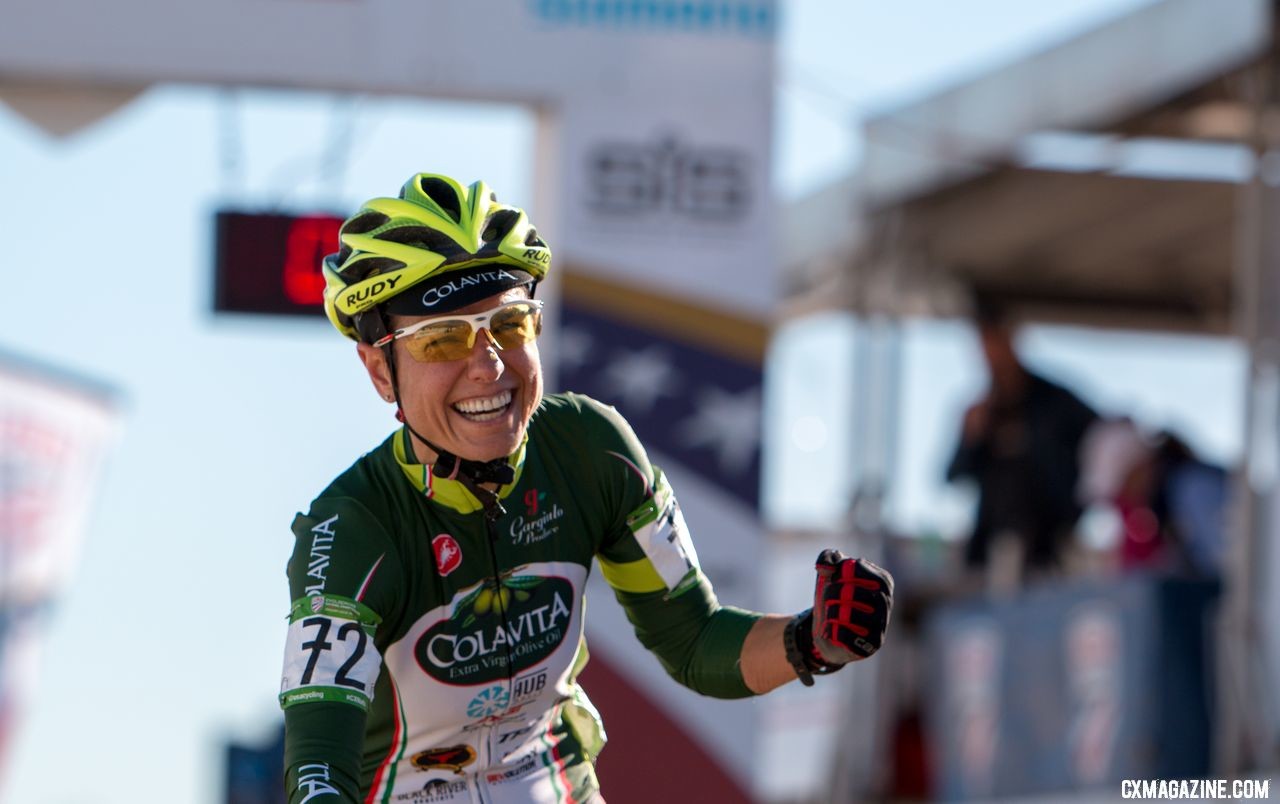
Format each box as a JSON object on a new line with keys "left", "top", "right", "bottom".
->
{"left": 1, "top": 354, "right": 118, "bottom": 603}
{"left": 0, "top": 352, "right": 118, "bottom": 772}
{"left": 557, "top": 93, "right": 777, "bottom": 316}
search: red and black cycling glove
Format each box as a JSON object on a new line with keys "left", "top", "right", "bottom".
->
{"left": 784, "top": 549, "right": 894, "bottom": 686}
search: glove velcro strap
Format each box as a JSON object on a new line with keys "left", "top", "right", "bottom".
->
{"left": 784, "top": 609, "right": 843, "bottom": 687}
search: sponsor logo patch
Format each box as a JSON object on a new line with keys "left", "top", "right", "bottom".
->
{"left": 399, "top": 778, "right": 470, "bottom": 802}
{"left": 432, "top": 534, "right": 463, "bottom": 577}
{"left": 486, "top": 750, "right": 540, "bottom": 784}
{"left": 524, "top": 488, "right": 545, "bottom": 516}
{"left": 342, "top": 274, "right": 402, "bottom": 311}
{"left": 509, "top": 502, "right": 565, "bottom": 547}
{"left": 416, "top": 575, "right": 573, "bottom": 684}
{"left": 497, "top": 723, "right": 535, "bottom": 746}
{"left": 512, "top": 669, "right": 548, "bottom": 703}
{"left": 310, "top": 596, "right": 325, "bottom": 614}
{"left": 296, "top": 763, "right": 340, "bottom": 802}
{"left": 411, "top": 744, "right": 477, "bottom": 775}
{"left": 466, "top": 684, "right": 511, "bottom": 719}
{"left": 421, "top": 269, "right": 519, "bottom": 307}
{"left": 304, "top": 514, "right": 339, "bottom": 596}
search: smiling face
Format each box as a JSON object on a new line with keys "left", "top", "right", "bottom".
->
{"left": 357, "top": 287, "right": 543, "bottom": 464}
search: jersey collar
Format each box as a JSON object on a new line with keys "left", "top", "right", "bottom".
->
{"left": 393, "top": 427, "right": 528, "bottom": 514}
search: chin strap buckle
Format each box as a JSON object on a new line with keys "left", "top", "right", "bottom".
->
{"left": 432, "top": 453, "right": 514, "bottom": 486}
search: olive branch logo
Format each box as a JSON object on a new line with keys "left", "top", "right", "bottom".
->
{"left": 450, "top": 572, "right": 546, "bottom": 629}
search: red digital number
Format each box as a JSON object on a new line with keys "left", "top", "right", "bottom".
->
{"left": 283, "top": 216, "right": 342, "bottom": 305}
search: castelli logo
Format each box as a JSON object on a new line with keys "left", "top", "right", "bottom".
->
{"left": 433, "top": 534, "right": 463, "bottom": 577}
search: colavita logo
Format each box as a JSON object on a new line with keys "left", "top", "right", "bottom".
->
{"left": 421, "top": 269, "right": 520, "bottom": 307}
{"left": 415, "top": 575, "right": 573, "bottom": 684}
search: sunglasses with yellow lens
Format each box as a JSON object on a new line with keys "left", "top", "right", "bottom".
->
{"left": 373, "top": 300, "right": 544, "bottom": 363}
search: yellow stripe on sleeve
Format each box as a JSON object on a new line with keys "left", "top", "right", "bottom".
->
{"left": 597, "top": 556, "right": 667, "bottom": 594}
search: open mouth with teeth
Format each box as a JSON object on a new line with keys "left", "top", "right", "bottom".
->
{"left": 451, "top": 390, "right": 514, "bottom": 422}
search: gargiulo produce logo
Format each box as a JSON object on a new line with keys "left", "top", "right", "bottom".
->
{"left": 415, "top": 573, "right": 573, "bottom": 684}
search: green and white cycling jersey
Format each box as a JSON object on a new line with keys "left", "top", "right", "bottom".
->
{"left": 280, "top": 393, "right": 761, "bottom": 803}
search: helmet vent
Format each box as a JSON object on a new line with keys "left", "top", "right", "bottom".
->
{"left": 524, "top": 228, "right": 542, "bottom": 247}
{"left": 346, "top": 256, "right": 405, "bottom": 280}
{"left": 342, "top": 211, "right": 390, "bottom": 235}
{"left": 482, "top": 209, "right": 519, "bottom": 242}
{"left": 418, "top": 177, "right": 463, "bottom": 223}
{"left": 374, "top": 225, "right": 462, "bottom": 256}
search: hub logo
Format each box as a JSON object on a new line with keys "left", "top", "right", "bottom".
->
{"left": 512, "top": 669, "right": 548, "bottom": 702}
{"left": 415, "top": 575, "right": 574, "bottom": 684}
{"left": 432, "top": 534, "right": 462, "bottom": 577}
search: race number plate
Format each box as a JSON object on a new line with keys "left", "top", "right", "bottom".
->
{"left": 280, "top": 595, "right": 382, "bottom": 711}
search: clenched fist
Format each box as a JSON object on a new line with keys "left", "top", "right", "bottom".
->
{"left": 784, "top": 549, "right": 894, "bottom": 686}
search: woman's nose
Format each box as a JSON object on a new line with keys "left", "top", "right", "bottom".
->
{"left": 465, "top": 329, "right": 504, "bottom": 380}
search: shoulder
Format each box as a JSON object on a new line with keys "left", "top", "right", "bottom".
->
{"left": 288, "top": 435, "right": 408, "bottom": 605}
{"left": 530, "top": 392, "right": 633, "bottom": 442}
{"left": 529, "top": 392, "right": 654, "bottom": 492}
{"left": 293, "top": 433, "right": 402, "bottom": 539}
{"left": 532, "top": 391, "right": 623, "bottom": 422}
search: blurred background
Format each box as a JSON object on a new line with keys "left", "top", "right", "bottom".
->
{"left": 2, "top": 0, "right": 1278, "bottom": 801}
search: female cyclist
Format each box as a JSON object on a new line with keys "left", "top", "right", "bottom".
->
{"left": 279, "top": 173, "right": 894, "bottom": 803}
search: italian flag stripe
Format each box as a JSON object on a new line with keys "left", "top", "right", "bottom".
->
{"left": 367, "top": 675, "right": 406, "bottom": 803}
{"left": 539, "top": 704, "right": 576, "bottom": 804}
{"left": 355, "top": 554, "right": 385, "bottom": 603}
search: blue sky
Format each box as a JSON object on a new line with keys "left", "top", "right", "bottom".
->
{"left": 3, "top": 1, "right": 1250, "bottom": 801}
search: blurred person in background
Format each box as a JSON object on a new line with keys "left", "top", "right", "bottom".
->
{"left": 277, "top": 172, "right": 895, "bottom": 803}
{"left": 946, "top": 299, "right": 1098, "bottom": 588}
{"left": 1079, "top": 418, "right": 1230, "bottom": 578}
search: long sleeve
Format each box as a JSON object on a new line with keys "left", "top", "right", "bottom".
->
{"left": 280, "top": 498, "right": 403, "bottom": 803}
{"left": 579, "top": 397, "right": 762, "bottom": 698}
{"left": 613, "top": 575, "right": 761, "bottom": 698}
{"left": 284, "top": 704, "right": 365, "bottom": 802}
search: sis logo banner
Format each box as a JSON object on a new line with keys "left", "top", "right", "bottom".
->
{"left": 528, "top": 0, "right": 777, "bottom": 37}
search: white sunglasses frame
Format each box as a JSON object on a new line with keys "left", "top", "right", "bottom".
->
{"left": 371, "top": 299, "right": 545, "bottom": 353}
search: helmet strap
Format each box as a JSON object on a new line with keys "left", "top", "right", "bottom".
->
{"left": 381, "top": 337, "right": 516, "bottom": 504}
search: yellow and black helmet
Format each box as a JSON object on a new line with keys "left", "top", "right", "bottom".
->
{"left": 322, "top": 173, "right": 551, "bottom": 343}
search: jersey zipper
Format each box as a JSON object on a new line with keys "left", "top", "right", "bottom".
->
{"left": 469, "top": 482, "right": 516, "bottom": 804}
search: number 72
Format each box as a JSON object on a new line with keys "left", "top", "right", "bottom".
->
{"left": 299, "top": 616, "right": 369, "bottom": 690}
